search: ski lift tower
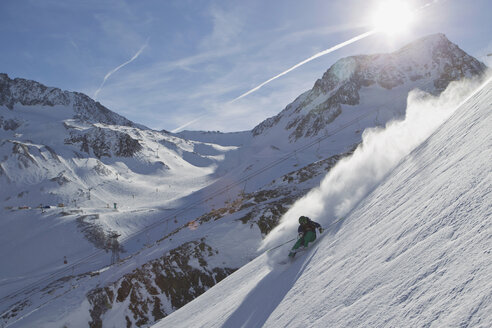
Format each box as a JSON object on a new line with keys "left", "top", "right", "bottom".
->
{"left": 109, "top": 233, "right": 121, "bottom": 265}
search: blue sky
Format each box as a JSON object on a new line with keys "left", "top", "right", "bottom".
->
{"left": 1, "top": 0, "right": 490, "bottom": 132}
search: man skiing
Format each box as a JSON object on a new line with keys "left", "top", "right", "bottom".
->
{"left": 289, "top": 216, "right": 323, "bottom": 258}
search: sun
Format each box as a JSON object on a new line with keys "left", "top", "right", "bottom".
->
{"left": 371, "top": 0, "right": 415, "bottom": 36}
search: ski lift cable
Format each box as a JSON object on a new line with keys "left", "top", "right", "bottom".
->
{"left": 0, "top": 107, "right": 379, "bottom": 316}
{"left": 6, "top": 75, "right": 492, "bottom": 323}
{"left": 117, "top": 107, "right": 378, "bottom": 245}
{"left": 2, "top": 283, "right": 79, "bottom": 328}
{"left": 0, "top": 107, "right": 379, "bottom": 313}
{"left": 0, "top": 107, "right": 379, "bottom": 311}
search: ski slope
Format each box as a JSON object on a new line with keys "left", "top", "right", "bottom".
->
{"left": 1, "top": 35, "right": 488, "bottom": 327}
{"left": 154, "top": 78, "right": 492, "bottom": 327}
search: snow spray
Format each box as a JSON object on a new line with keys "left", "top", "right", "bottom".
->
{"left": 261, "top": 72, "right": 491, "bottom": 257}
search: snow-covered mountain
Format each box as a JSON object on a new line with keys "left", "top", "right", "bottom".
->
{"left": 0, "top": 74, "right": 244, "bottom": 327}
{"left": 155, "top": 72, "right": 492, "bottom": 328}
{"left": 252, "top": 33, "right": 485, "bottom": 142}
{"left": 204, "top": 33, "right": 487, "bottom": 198}
{"left": 0, "top": 74, "right": 138, "bottom": 127}
{"left": 0, "top": 72, "right": 243, "bottom": 207}
{"left": 0, "top": 34, "right": 489, "bottom": 328}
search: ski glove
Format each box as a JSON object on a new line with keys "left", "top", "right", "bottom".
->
{"left": 318, "top": 227, "right": 324, "bottom": 234}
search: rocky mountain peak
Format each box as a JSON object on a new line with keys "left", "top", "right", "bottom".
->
{"left": 252, "top": 34, "right": 487, "bottom": 141}
{"left": 313, "top": 33, "right": 486, "bottom": 95}
{"left": 0, "top": 73, "right": 139, "bottom": 128}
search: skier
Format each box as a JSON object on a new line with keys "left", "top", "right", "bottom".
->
{"left": 289, "top": 216, "right": 323, "bottom": 258}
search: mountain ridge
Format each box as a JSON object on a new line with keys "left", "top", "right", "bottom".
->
{"left": 0, "top": 73, "right": 141, "bottom": 128}
{"left": 0, "top": 34, "right": 489, "bottom": 328}
{"left": 154, "top": 73, "right": 492, "bottom": 328}
{"left": 252, "top": 33, "right": 486, "bottom": 141}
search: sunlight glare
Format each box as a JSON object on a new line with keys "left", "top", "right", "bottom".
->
{"left": 372, "top": 0, "right": 415, "bottom": 35}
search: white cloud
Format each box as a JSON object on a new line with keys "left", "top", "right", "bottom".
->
{"left": 199, "top": 4, "right": 245, "bottom": 50}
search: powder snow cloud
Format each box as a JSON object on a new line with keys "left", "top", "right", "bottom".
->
{"left": 261, "top": 72, "right": 491, "bottom": 256}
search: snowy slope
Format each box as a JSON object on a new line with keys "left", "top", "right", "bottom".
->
{"left": 0, "top": 147, "right": 352, "bottom": 328}
{"left": 0, "top": 75, "right": 243, "bottom": 316}
{"left": 0, "top": 34, "right": 489, "bottom": 328}
{"left": 175, "top": 130, "right": 251, "bottom": 147}
{"left": 212, "top": 33, "right": 487, "bottom": 194}
{"left": 154, "top": 77, "right": 492, "bottom": 327}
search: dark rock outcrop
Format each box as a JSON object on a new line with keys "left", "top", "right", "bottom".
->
{"left": 64, "top": 127, "right": 142, "bottom": 158}
{"left": 87, "top": 239, "right": 235, "bottom": 328}
{"left": 0, "top": 73, "right": 137, "bottom": 127}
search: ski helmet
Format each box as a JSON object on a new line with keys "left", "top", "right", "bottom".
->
{"left": 299, "top": 216, "right": 308, "bottom": 224}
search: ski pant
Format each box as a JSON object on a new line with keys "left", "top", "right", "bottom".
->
{"left": 291, "top": 231, "right": 316, "bottom": 251}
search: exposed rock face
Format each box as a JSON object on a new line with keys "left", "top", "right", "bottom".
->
{"left": 11, "top": 141, "right": 37, "bottom": 169}
{"left": 64, "top": 127, "right": 142, "bottom": 158}
{"left": 83, "top": 147, "right": 354, "bottom": 328}
{"left": 0, "top": 73, "right": 69, "bottom": 109}
{"left": 0, "top": 117, "right": 21, "bottom": 131}
{"left": 76, "top": 214, "right": 123, "bottom": 252}
{"left": 235, "top": 148, "right": 354, "bottom": 235}
{"left": 1, "top": 33, "right": 488, "bottom": 328}
{"left": 0, "top": 73, "right": 136, "bottom": 127}
{"left": 252, "top": 33, "right": 487, "bottom": 141}
{"left": 50, "top": 172, "right": 71, "bottom": 186}
{"left": 86, "top": 239, "right": 235, "bottom": 328}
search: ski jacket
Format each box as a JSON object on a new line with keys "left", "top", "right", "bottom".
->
{"left": 298, "top": 218, "right": 321, "bottom": 235}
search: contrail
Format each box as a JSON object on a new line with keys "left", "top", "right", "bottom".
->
{"left": 94, "top": 39, "right": 149, "bottom": 100}
{"left": 175, "top": 30, "right": 375, "bottom": 132}
{"left": 176, "top": 0, "right": 441, "bottom": 129}
{"left": 230, "top": 0, "right": 444, "bottom": 103}
{"left": 231, "top": 30, "right": 376, "bottom": 103}
{"left": 171, "top": 114, "right": 207, "bottom": 133}
{"left": 418, "top": 0, "right": 447, "bottom": 10}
